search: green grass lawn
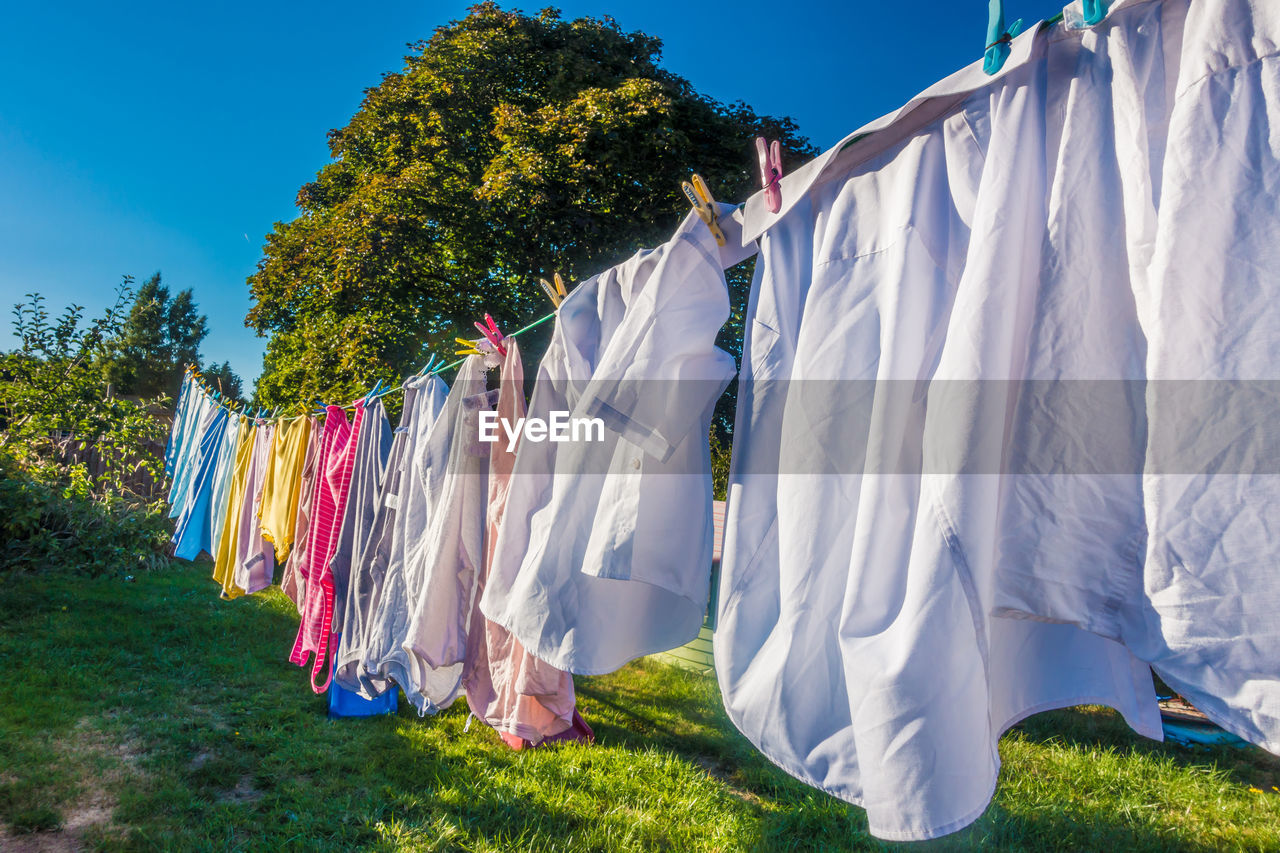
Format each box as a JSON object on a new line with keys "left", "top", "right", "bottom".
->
{"left": 1, "top": 562, "right": 1278, "bottom": 852}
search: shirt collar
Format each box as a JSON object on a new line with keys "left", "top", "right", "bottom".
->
{"left": 741, "top": 16, "right": 1047, "bottom": 244}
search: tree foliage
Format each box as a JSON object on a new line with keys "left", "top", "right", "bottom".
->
{"left": 99, "top": 272, "right": 209, "bottom": 399}
{"left": 1, "top": 279, "right": 169, "bottom": 502}
{"left": 248, "top": 2, "right": 814, "bottom": 408}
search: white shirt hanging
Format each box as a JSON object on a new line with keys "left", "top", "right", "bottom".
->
{"left": 480, "top": 205, "right": 754, "bottom": 675}
{"left": 399, "top": 357, "right": 491, "bottom": 712}
{"left": 711, "top": 0, "right": 1266, "bottom": 838}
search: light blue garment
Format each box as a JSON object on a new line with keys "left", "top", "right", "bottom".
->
{"left": 164, "top": 375, "right": 193, "bottom": 476}
{"left": 166, "top": 377, "right": 199, "bottom": 490}
{"left": 168, "top": 389, "right": 212, "bottom": 518}
{"left": 208, "top": 414, "right": 244, "bottom": 559}
{"left": 171, "top": 404, "right": 228, "bottom": 560}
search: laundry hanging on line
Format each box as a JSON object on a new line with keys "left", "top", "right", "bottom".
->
{"left": 161, "top": 0, "right": 1280, "bottom": 840}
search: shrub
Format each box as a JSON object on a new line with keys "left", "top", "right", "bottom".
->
{"left": 0, "top": 454, "right": 171, "bottom": 576}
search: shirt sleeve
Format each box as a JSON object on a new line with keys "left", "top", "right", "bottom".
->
{"left": 573, "top": 205, "right": 745, "bottom": 462}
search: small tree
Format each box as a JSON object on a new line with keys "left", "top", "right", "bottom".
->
{"left": 201, "top": 361, "right": 244, "bottom": 403}
{"left": 99, "top": 272, "right": 209, "bottom": 399}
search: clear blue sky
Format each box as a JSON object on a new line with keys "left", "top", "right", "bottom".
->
{"left": 0, "top": 0, "right": 1072, "bottom": 388}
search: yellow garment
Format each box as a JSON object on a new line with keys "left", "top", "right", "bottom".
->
{"left": 257, "top": 415, "right": 312, "bottom": 562}
{"left": 212, "top": 421, "right": 255, "bottom": 599}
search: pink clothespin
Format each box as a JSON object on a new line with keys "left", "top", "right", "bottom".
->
{"left": 473, "top": 313, "right": 507, "bottom": 358}
{"left": 755, "top": 137, "right": 783, "bottom": 213}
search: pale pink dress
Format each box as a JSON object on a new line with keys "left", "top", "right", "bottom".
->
{"left": 462, "top": 341, "right": 592, "bottom": 747}
{"left": 234, "top": 422, "right": 276, "bottom": 595}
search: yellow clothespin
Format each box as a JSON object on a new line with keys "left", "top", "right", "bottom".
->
{"left": 538, "top": 272, "right": 570, "bottom": 308}
{"left": 681, "top": 174, "right": 726, "bottom": 247}
{"left": 455, "top": 337, "right": 486, "bottom": 357}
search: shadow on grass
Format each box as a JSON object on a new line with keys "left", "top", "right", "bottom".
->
{"left": 1009, "top": 706, "right": 1280, "bottom": 791}
{"left": 4, "top": 564, "right": 1278, "bottom": 852}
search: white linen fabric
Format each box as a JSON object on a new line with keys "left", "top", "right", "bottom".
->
{"left": 480, "top": 206, "right": 754, "bottom": 675}
{"left": 1131, "top": 0, "right": 1280, "bottom": 755}
{"left": 717, "top": 0, "right": 1280, "bottom": 839}
{"left": 400, "top": 356, "right": 490, "bottom": 712}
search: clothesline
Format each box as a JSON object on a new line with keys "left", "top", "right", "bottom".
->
{"left": 160, "top": 1, "right": 1280, "bottom": 841}
{"left": 184, "top": 307, "right": 561, "bottom": 422}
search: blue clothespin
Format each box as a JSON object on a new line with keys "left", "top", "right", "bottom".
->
{"left": 1081, "top": 0, "right": 1106, "bottom": 26}
{"left": 983, "top": 0, "right": 1024, "bottom": 75}
{"left": 418, "top": 354, "right": 441, "bottom": 376}
{"left": 364, "top": 380, "right": 384, "bottom": 404}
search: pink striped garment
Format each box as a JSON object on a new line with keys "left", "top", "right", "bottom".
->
{"left": 289, "top": 403, "right": 362, "bottom": 692}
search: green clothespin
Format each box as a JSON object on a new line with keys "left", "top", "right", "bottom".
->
{"left": 983, "top": 0, "right": 1023, "bottom": 75}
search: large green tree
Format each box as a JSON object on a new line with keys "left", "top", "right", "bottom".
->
{"left": 248, "top": 2, "right": 813, "bottom": 407}
{"left": 99, "top": 273, "right": 209, "bottom": 399}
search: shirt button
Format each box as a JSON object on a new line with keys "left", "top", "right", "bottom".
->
{"left": 631, "top": 457, "right": 641, "bottom": 470}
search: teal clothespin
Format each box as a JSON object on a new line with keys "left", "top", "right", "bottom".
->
{"left": 1081, "top": 0, "right": 1106, "bottom": 26}
{"left": 364, "top": 380, "right": 384, "bottom": 404}
{"left": 983, "top": 0, "right": 1024, "bottom": 75}
{"left": 418, "top": 354, "right": 441, "bottom": 376}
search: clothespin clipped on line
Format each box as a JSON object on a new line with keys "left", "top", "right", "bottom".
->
{"left": 1057, "top": 0, "right": 1107, "bottom": 29}
{"left": 418, "top": 354, "right": 442, "bottom": 376}
{"left": 475, "top": 314, "right": 507, "bottom": 358}
{"left": 682, "top": 175, "right": 726, "bottom": 247}
{"left": 363, "top": 380, "right": 385, "bottom": 405}
{"left": 456, "top": 314, "right": 508, "bottom": 369}
{"left": 538, "top": 272, "right": 570, "bottom": 309}
{"left": 983, "top": 0, "right": 1023, "bottom": 75}
{"left": 455, "top": 337, "right": 487, "bottom": 357}
{"left": 755, "top": 138, "right": 783, "bottom": 214}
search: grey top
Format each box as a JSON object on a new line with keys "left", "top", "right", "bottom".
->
{"left": 329, "top": 399, "right": 391, "bottom": 661}
{"left": 333, "top": 394, "right": 409, "bottom": 697}
{"left": 360, "top": 375, "right": 450, "bottom": 712}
